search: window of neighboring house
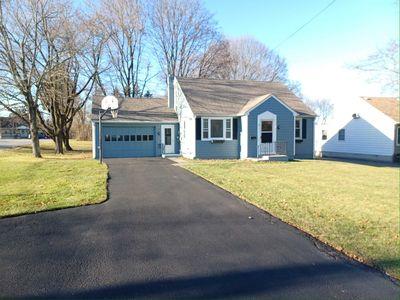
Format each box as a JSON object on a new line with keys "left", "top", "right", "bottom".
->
{"left": 322, "top": 130, "right": 327, "bottom": 140}
{"left": 201, "top": 117, "right": 233, "bottom": 140}
{"left": 105, "top": 134, "right": 111, "bottom": 142}
{"left": 295, "top": 118, "right": 302, "bottom": 140}
{"left": 396, "top": 127, "right": 400, "bottom": 145}
{"left": 124, "top": 135, "right": 129, "bottom": 141}
{"left": 338, "top": 129, "right": 345, "bottom": 141}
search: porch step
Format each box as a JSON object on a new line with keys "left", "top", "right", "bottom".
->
{"left": 259, "top": 154, "right": 288, "bottom": 162}
{"left": 162, "top": 153, "right": 181, "bottom": 158}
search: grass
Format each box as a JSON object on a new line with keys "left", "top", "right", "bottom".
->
{"left": 181, "top": 159, "right": 400, "bottom": 278}
{"left": 0, "top": 140, "right": 108, "bottom": 218}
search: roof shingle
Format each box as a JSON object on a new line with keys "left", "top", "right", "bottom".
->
{"left": 176, "top": 77, "right": 316, "bottom": 117}
{"left": 362, "top": 97, "right": 399, "bottom": 122}
{"left": 92, "top": 97, "right": 178, "bottom": 123}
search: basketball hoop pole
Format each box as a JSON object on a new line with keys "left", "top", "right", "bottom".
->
{"left": 98, "top": 107, "right": 111, "bottom": 164}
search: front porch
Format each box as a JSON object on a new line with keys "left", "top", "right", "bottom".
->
{"left": 256, "top": 141, "right": 288, "bottom": 161}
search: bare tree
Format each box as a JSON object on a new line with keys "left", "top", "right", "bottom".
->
{"left": 149, "top": 0, "right": 220, "bottom": 79}
{"left": 35, "top": 2, "right": 107, "bottom": 153}
{"left": 0, "top": 0, "right": 53, "bottom": 157}
{"left": 196, "top": 39, "right": 232, "bottom": 79}
{"left": 305, "top": 98, "right": 334, "bottom": 124}
{"left": 94, "top": 0, "right": 152, "bottom": 98}
{"left": 225, "top": 36, "right": 289, "bottom": 82}
{"left": 351, "top": 40, "right": 399, "bottom": 94}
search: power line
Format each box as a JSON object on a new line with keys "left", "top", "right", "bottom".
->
{"left": 273, "top": 0, "right": 337, "bottom": 50}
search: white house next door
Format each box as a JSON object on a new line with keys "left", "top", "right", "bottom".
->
{"left": 161, "top": 125, "right": 175, "bottom": 154}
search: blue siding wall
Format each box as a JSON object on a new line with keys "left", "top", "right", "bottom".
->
{"left": 196, "top": 140, "right": 240, "bottom": 158}
{"left": 295, "top": 117, "right": 315, "bottom": 159}
{"left": 93, "top": 122, "right": 179, "bottom": 158}
{"left": 195, "top": 117, "right": 241, "bottom": 159}
{"left": 248, "top": 97, "right": 295, "bottom": 159}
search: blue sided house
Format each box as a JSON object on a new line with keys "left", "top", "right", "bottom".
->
{"left": 92, "top": 77, "right": 316, "bottom": 160}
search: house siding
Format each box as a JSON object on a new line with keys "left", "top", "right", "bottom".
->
{"left": 247, "top": 96, "right": 295, "bottom": 159}
{"left": 320, "top": 97, "right": 396, "bottom": 162}
{"left": 295, "top": 117, "right": 315, "bottom": 159}
{"left": 195, "top": 117, "right": 241, "bottom": 159}
{"left": 93, "top": 122, "right": 179, "bottom": 158}
{"left": 195, "top": 140, "right": 240, "bottom": 158}
{"left": 174, "top": 79, "right": 196, "bottom": 158}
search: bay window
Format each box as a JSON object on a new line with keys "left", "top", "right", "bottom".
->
{"left": 201, "top": 117, "right": 233, "bottom": 140}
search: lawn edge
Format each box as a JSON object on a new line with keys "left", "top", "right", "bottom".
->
{"left": 0, "top": 163, "right": 110, "bottom": 220}
{"left": 180, "top": 164, "right": 400, "bottom": 282}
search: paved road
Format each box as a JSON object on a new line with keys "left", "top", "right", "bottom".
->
{"left": 0, "top": 138, "right": 31, "bottom": 148}
{"left": 0, "top": 158, "right": 398, "bottom": 299}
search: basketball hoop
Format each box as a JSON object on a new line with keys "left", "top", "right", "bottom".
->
{"left": 98, "top": 96, "right": 119, "bottom": 164}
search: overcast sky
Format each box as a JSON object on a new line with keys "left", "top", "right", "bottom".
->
{"left": 203, "top": 0, "right": 398, "bottom": 110}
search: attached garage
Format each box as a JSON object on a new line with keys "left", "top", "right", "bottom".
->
{"left": 102, "top": 125, "right": 156, "bottom": 158}
{"left": 92, "top": 97, "right": 179, "bottom": 159}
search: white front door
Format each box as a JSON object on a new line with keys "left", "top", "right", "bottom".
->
{"left": 161, "top": 125, "right": 175, "bottom": 154}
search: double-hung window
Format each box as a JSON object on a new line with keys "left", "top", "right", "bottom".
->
{"left": 201, "top": 117, "right": 233, "bottom": 141}
{"left": 295, "top": 118, "right": 302, "bottom": 140}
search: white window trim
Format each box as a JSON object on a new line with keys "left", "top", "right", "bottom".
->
{"left": 295, "top": 117, "right": 302, "bottom": 140}
{"left": 396, "top": 127, "right": 400, "bottom": 146}
{"left": 201, "top": 117, "right": 233, "bottom": 141}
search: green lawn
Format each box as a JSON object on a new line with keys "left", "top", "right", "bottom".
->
{"left": 181, "top": 159, "right": 399, "bottom": 278}
{"left": 0, "top": 140, "right": 107, "bottom": 218}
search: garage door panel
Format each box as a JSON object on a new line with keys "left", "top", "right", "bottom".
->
{"left": 103, "top": 126, "right": 156, "bottom": 158}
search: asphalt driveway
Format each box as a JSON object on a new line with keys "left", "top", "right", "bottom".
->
{"left": 0, "top": 158, "right": 398, "bottom": 299}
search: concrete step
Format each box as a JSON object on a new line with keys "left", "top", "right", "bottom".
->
{"left": 162, "top": 153, "right": 181, "bottom": 158}
{"left": 259, "top": 155, "right": 288, "bottom": 162}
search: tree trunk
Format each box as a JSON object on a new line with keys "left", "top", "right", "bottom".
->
{"left": 54, "top": 133, "right": 64, "bottom": 154}
{"left": 28, "top": 106, "right": 42, "bottom": 158}
{"left": 63, "top": 131, "right": 73, "bottom": 151}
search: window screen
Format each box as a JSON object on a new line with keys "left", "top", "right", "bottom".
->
{"left": 210, "top": 119, "right": 223, "bottom": 138}
{"left": 165, "top": 128, "right": 172, "bottom": 145}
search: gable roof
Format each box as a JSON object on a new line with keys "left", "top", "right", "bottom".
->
{"left": 176, "top": 77, "right": 316, "bottom": 117}
{"left": 362, "top": 97, "right": 399, "bottom": 123}
{"left": 92, "top": 97, "right": 178, "bottom": 123}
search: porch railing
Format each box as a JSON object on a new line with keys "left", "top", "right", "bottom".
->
{"left": 258, "top": 141, "right": 287, "bottom": 157}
